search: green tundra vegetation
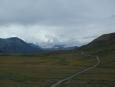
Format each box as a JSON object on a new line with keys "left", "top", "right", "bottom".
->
{"left": 60, "top": 51, "right": 115, "bottom": 87}
{"left": 0, "top": 49, "right": 114, "bottom": 87}
{"left": 0, "top": 51, "right": 96, "bottom": 87}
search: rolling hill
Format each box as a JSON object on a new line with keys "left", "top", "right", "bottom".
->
{"left": 0, "top": 37, "right": 42, "bottom": 54}
{"left": 80, "top": 32, "right": 115, "bottom": 55}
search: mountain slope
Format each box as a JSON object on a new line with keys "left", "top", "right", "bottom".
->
{"left": 0, "top": 37, "right": 42, "bottom": 54}
{"left": 80, "top": 32, "right": 115, "bottom": 54}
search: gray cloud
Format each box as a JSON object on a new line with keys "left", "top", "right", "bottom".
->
{"left": 0, "top": 0, "right": 115, "bottom": 47}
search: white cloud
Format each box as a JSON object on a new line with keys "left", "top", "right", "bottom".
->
{"left": 0, "top": 0, "right": 115, "bottom": 47}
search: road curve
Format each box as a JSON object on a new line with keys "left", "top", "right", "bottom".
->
{"left": 51, "top": 54, "right": 101, "bottom": 87}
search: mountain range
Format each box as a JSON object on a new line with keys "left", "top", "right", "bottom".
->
{"left": 0, "top": 32, "right": 114, "bottom": 54}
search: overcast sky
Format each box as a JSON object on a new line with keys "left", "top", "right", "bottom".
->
{"left": 0, "top": 0, "right": 115, "bottom": 47}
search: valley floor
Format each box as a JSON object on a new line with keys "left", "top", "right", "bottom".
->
{"left": 0, "top": 51, "right": 114, "bottom": 87}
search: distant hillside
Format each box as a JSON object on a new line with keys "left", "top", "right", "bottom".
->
{"left": 0, "top": 37, "right": 42, "bottom": 54}
{"left": 80, "top": 32, "right": 115, "bottom": 54}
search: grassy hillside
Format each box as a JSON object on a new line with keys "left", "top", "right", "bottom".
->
{"left": 80, "top": 32, "right": 115, "bottom": 54}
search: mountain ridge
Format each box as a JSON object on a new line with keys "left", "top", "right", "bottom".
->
{"left": 0, "top": 37, "right": 42, "bottom": 54}
{"left": 79, "top": 32, "right": 115, "bottom": 55}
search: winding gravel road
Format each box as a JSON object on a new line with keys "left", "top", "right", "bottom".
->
{"left": 51, "top": 53, "right": 101, "bottom": 87}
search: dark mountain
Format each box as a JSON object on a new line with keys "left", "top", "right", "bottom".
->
{"left": 80, "top": 32, "right": 115, "bottom": 54}
{"left": 0, "top": 37, "right": 42, "bottom": 54}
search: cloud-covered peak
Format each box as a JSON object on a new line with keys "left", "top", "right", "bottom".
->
{"left": 0, "top": 0, "right": 115, "bottom": 47}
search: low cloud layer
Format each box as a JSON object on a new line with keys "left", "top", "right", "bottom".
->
{"left": 0, "top": 0, "right": 115, "bottom": 47}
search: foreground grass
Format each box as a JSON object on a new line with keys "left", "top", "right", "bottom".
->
{"left": 0, "top": 51, "right": 95, "bottom": 87}
{"left": 60, "top": 51, "right": 115, "bottom": 87}
{"left": 0, "top": 50, "right": 114, "bottom": 87}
